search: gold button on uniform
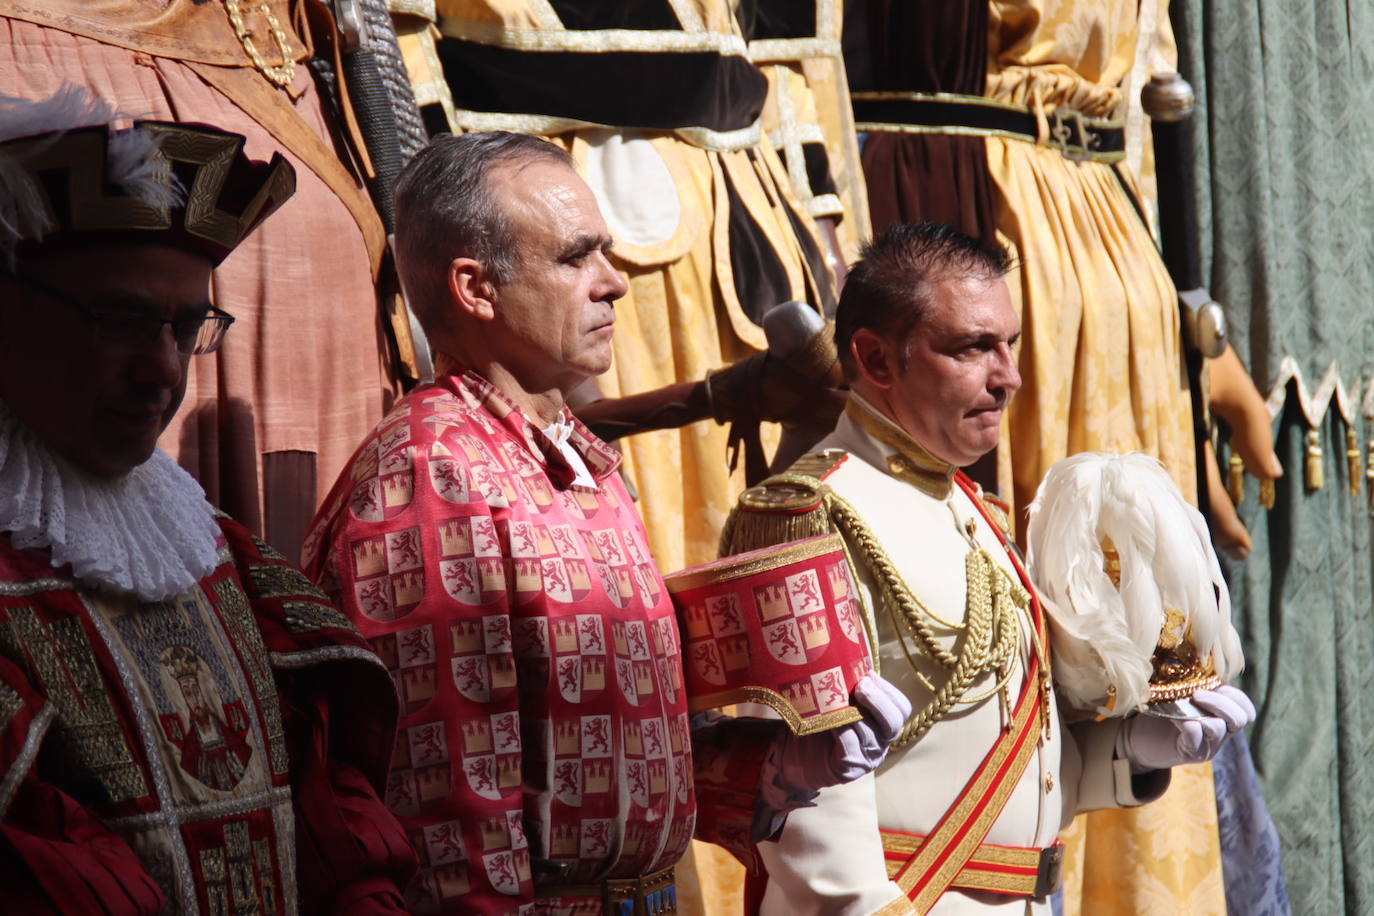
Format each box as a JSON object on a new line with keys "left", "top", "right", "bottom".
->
{"left": 1044, "top": 772, "right": 1055, "bottom": 793}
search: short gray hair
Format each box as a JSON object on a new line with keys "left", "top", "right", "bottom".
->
{"left": 393, "top": 131, "right": 573, "bottom": 339}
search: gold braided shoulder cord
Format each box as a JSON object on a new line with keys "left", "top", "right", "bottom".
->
{"left": 825, "top": 491, "right": 1027, "bottom": 748}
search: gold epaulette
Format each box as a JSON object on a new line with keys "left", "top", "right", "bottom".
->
{"left": 718, "top": 449, "right": 849, "bottom": 556}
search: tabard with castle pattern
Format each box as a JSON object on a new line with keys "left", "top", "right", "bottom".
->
{"left": 0, "top": 515, "right": 413, "bottom": 914}
{"left": 304, "top": 370, "right": 761, "bottom": 915}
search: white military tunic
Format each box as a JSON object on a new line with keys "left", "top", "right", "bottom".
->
{"left": 754, "top": 397, "right": 1163, "bottom": 916}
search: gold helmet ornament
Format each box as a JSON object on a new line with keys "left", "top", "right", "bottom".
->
{"left": 1025, "top": 452, "right": 1244, "bottom": 718}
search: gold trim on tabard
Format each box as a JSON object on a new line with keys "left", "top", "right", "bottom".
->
{"left": 438, "top": 17, "right": 749, "bottom": 56}
{"left": 0, "top": 606, "right": 150, "bottom": 803}
{"left": 0, "top": 685, "right": 25, "bottom": 737}
{"left": 390, "top": 0, "right": 437, "bottom": 20}
{"left": 747, "top": 0, "right": 839, "bottom": 63}
{"left": 522, "top": 0, "right": 564, "bottom": 29}
{"left": 665, "top": 0, "right": 706, "bottom": 31}
{"left": 687, "top": 685, "right": 863, "bottom": 735}
{"left": 766, "top": 64, "right": 822, "bottom": 215}
{"left": 806, "top": 191, "right": 844, "bottom": 219}
{"left": 452, "top": 109, "right": 763, "bottom": 153}
{"left": 0, "top": 702, "right": 53, "bottom": 818}
{"left": 748, "top": 37, "right": 841, "bottom": 63}
{"left": 664, "top": 531, "right": 844, "bottom": 593}
{"left": 852, "top": 121, "right": 1037, "bottom": 146}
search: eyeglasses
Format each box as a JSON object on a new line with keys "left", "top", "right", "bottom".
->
{"left": 11, "top": 273, "right": 235, "bottom": 355}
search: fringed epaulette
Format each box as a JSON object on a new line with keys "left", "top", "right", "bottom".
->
{"left": 718, "top": 449, "right": 849, "bottom": 556}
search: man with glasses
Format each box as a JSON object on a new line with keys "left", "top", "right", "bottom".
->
{"left": 0, "top": 90, "right": 415, "bottom": 913}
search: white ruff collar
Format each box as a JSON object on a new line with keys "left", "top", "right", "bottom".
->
{"left": 0, "top": 402, "right": 222, "bottom": 601}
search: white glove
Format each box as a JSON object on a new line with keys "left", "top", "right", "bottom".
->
{"left": 1116, "top": 685, "right": 1256, "bottom": 773}
{"left": 754, "top": 673, "right": 911, "bottom": 838}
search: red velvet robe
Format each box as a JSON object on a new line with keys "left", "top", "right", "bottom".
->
{"left": 0, "top": 516, "right": 416, "bottom": 914}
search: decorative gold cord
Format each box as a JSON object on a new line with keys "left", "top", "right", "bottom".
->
{"left": 826, "top": 492, "right": 1023, "bottom": 748}
{"left": 223, "top": 0, "right": 297, "bottom": 88}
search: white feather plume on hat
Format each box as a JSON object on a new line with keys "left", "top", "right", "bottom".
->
{"left": 1025, "top": 452, "right": 1244, "bottom": 717}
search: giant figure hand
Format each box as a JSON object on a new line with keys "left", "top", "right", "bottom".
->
{"left": 753, "top": 673, "right": 911, "bottom": 839}
{"left": 1204, "top": 344, "right": 1282, "bottom": 558}
{"left": 1115, "top": 686, "right": 1256, "bottom": 773}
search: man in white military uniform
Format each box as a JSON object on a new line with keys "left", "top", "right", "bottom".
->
{"left": 718, "top": 222, "right": 1255, "bottom": 915}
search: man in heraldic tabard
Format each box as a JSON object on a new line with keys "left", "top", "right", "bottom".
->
{"left": 719, "top": 222, "right": 1256, "bottom": 915}
{"left": 0, "top": 88, "right": 417, "bottom": 913}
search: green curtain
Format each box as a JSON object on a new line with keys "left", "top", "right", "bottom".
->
{"left": 1175, "top": 1, "right": 1374, "bottom": 912}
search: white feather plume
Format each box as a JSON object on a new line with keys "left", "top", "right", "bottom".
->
{"left": 1025, "top": 452, "right": 1244, "bottom": 717}
{"left": 0, "top": 83, "right": 120, "bottom": 143}
{"left": 0, "top": 149, "right": 52, "bottom": 269}
{"left": 0, "top": 84, "right": 183, "bottom": 268}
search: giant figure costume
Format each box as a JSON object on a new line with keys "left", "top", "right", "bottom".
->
{"left": 0, "top": 439, "right": 415, "bottom": 913}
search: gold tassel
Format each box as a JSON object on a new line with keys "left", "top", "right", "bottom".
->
{"left": 1227, "top": 452, "right": 1245, "bottom": 506}
{"left": 1366, "top": 439, "right": 1374, "bottom": 511}
{"left": 1260, "top": 477, "right": 1276, "bottom": 509}
{"left": 1348, "top": 428, "right": 1362, "bottom": 497}
{"left": 1305, "top": 428, "right": 1324, "bottom": 491}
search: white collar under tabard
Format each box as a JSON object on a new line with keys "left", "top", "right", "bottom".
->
{"left": 0, "top": 399, "right": 221, "bottom": 601}
{"left": 542, "top": 413, "right": 598, "bottom": 489}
